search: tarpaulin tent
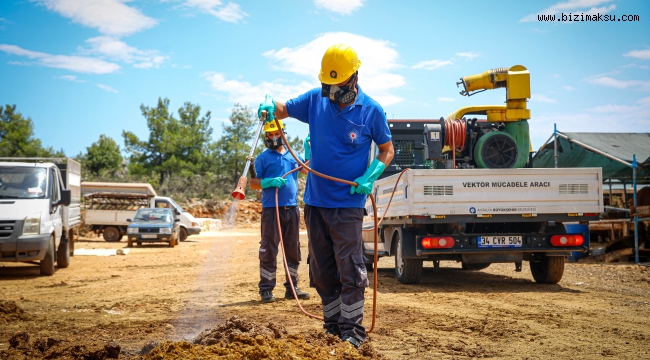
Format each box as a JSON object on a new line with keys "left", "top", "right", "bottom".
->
{"left": 533, "top": 132, "right": 650, "bottom": 181}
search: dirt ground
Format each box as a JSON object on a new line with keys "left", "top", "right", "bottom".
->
{"left": 2, "top": 208, "right": 650, "bottom": 359}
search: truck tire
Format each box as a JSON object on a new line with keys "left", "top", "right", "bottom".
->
{"left": 56, "top": 239, "right": 70, "bottom": 268}
{"left": 180, "top": 227, "right": 188, "bottom": 242}
{"left": 394, "top": 229, "right": 423, "bottom": 284}
{"left": 530, "top": 255, "right": 565, "bottom": 284}
{"left": 462, "top": 262, "right": 491, "bottom": 271}
{"left": 102, "top": 226, "right": 122, "bottom": 242}
{"left": 40, "top": 236, "right": 55, "bottom": 276}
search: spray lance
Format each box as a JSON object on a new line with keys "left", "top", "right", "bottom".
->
{"left": 231, "top": 111, "right": 268, "bottom": 200}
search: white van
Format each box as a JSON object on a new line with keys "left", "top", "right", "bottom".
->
{"left": 81, "top": 182, "right": 201, "bottom": 242}
{"left": 0, "top": 158, "right": 82, "bottom": 275}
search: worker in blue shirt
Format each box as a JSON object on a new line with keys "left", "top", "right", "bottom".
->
{"left": 250, "top": 119, "right": 310, "bottom": 303}
{"left": 257, "top": 44, "right": 395, "bottom": 348}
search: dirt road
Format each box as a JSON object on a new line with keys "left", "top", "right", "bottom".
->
{"left": 1, "top": 228, "right": 649, "bottom": 359}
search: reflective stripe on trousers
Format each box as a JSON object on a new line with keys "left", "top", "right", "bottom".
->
{"left": 259, "top": 207, "right": 302, "bottom": 292}
{"left": 305, "top": 205, "right": 368, "bottom": 342}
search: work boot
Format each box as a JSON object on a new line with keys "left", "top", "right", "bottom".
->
{"left": 284, "top": 287, "right": 310, "bottom": 300}
{"left": 325, "top": 326, "right": 341, "bottom": 338}
{"left": 260, "top": 291, "right": 276, "bottom": 303}
{"left": 341, "top": 335, "right": 361, "bottom": 349}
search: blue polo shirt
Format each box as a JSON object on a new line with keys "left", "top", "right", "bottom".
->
{"left": 254, "top": 148, "right": 303, "bottom": 208}
{"left": 286, "top": 86, "right": 391, "bottom": 208}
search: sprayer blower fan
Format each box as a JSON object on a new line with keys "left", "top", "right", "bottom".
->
{"left": 478, "top": 133, "right": 518, "bottom": 168}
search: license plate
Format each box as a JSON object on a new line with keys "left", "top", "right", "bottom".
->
{"left": 478, "top": 236, "right": 522, "bottom": 247}
{"left": 141, "top": 234, "right": 158, "bottom": 239}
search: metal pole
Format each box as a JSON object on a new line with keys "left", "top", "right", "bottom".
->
{"left": 553, "top": 123, "right": 558, "bottom": 168}
{"left": 609, "top": 179, "right": 612, "bottom": 210}
{"left": 633, "top": 154, "right": 638, "bottom": 264}
{"left": 623, "top": 180, "right": 628, "bottom": 219}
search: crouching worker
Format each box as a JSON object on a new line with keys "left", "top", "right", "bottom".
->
{"left": 250, "top": 119, "right": 310, "bottom": 303}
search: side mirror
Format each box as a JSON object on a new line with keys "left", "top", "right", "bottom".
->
{"left": 174, "top": 210, "right": 181, "bottom": 216}
{"left": 174, "top": 218, "right": 181, "bottom": 222}
{"left": 55, "top": 190, "right": 71, "bottom": 207}
{"left": 126, "top": 218, "right": 132, "bottom": 222}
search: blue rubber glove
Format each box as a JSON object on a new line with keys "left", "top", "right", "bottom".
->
{"left": 304, "top": 134, "right": 311, "bottom": 161}
{"left": 350, "top": 159, "right": 386, "bottom": 195}
{"left": 261, "top": 177, "right": 287, "bottom": 189}
{"left": 258, "top": 94, "right": 276, "bottom": 123}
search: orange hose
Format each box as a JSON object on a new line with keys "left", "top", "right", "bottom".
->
{"left": 444, "top": 119, "right": 466, "bottom": 169}
{"left": 444, "top": 118, "right": 467, "bottom": 151}
{"left": 275, "top": 166, "right": 323, "bottom": 320}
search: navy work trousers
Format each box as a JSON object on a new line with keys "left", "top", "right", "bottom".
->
{"left": 305, "top": 205, "right": 368, "bottom": 343}
{"left": 258, "top": 207, "right": 302, "bottom": 293}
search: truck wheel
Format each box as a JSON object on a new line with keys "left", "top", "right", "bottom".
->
{"left": 56, "top": 240, "right": 70, "bottom": 268}
{"left": 180, "top": 227, "right": 188, "bottom": 242}
{"left": 394, "top": 229, "right": 423, "bottom": 284}
{"left": 462, "top": 262, "right": 491, "bottom": 271}
{"left": 102, "top": 227, "right": 122, "bottom": 242}
{"left": 530, "top": 255, "right": 565, "bottom": 284}
{"left": 40, "top": 236, "right": 55, "bottom": 276}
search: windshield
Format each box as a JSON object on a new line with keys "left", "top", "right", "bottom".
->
{"left": 132, "top": 209, "right": 173, "bottom": 224}
{"left": 0, "top": 167, "right": 48, "bottom": 199}
{"left": 168, "top": 198, "right": 185, "bottom": 213}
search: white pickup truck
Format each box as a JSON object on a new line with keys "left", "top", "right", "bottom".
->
{"left": 0, "top": 158, "right": 81, "bottom": 275}
{"left": 362, "top": 121, "right": 603, "bottom": 285}
{"left": 81, "top": 182, "right": 201, "bottom": 242}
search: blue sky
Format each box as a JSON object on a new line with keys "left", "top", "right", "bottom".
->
{"left": 1, "top": 0, "right": 649, "bottom": 157}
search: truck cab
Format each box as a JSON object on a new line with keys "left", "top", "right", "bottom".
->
{"left": 0, "top": 159, "right": 81, "bottom": 275}
{"left": 81, "top": 182, "right": 200, "bottom": 243}
{"left": 152, "top": 196, "right": 201, "bottom": 241}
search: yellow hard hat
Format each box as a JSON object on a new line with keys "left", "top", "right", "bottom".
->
{"left": 318, "top": 44, "right": 362, "bottom": 85}
{"left": 264, "top": 119, "right": 284, "bottom": 132}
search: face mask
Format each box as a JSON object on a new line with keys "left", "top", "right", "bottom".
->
{"left": 265, "top": 134, "right": 285, "bottom": 149}
{"left": 321, "top": 72, "right": 358, "bottom": 105}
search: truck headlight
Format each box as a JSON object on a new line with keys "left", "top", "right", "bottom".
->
{"left": 160, "top": 228, "right": 172, "bottom": 234}
{"left": 127, "top": 227, "right": 139, "bottom": 234}
{"left": 23, "top": 212, "right": 41, "bottom": 235}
